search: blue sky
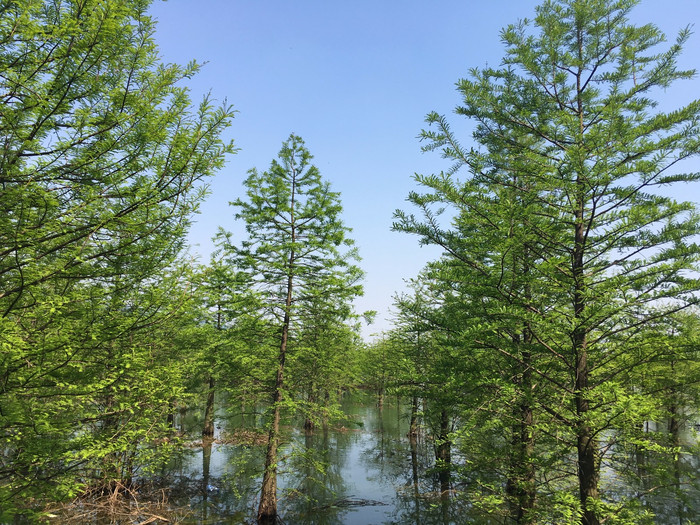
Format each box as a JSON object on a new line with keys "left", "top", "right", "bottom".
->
{"left": 148, "top": 0, "right": 700, "bottom": 339}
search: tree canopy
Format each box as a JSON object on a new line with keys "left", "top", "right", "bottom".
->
{"left": 0, "top": 0, "right": 234, "bottom": 517}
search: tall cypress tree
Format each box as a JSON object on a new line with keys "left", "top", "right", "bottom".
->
{"left": 230, "top": 134, "right": 363, "bottom": 524}
{"left": 397, "top": 1, "right": 700, "bottom": 523}
{"left": 0, "top": 0, "right": 234, "bottom": 515}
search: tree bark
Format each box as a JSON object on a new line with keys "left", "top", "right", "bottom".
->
{"left": 258, "top": 251, "right": 294, "bottom": 524}
{"left": 436, "top": 408, "right": 451, "bottom": 495}
{"left": 409, "top": 395, "right": 419, "bottom": 437}
{"left": 573, "top": 206, "right": 599, "bottom": 525}
{"left": 573, "top": 34, "right": 599, "bottom": 522}
{"left": 507, "top": 347, "right": 536, "bottom": 524}
{"left": 304, "top": 392, "right": 316, "bottom": 433}
{"left": 258, "top": 398, "right": 281, "bottom": 525}
{"left": 257, "top": 333, "right": 286, "bottom": 524}
{"left": 203, "top": 375, "right": 215, "bottom": 438}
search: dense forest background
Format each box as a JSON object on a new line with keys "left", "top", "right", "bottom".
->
{"left": 1, "top": 1, "right": 700, "bottom": 524}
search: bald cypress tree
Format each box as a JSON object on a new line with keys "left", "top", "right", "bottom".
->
{"left": 397, "top": 1, "right": 700, "bottom": 523}
{"left": 0, "top": 0, "right": 234, "bottom": 515}
{"left": 230, "top": 134, "right": 363, "bottom": 524}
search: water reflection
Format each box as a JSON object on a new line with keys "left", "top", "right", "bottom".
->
{"left": 158, "top": 397, "right": 698, "bottom": 524}
{"left": 163, "top": 396, "right": 467, "bottom": 524}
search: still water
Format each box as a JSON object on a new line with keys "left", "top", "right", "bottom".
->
{"left": 164, "top": 396, "right": 461, "bottom": 524}
{"left": 160, "top": 395, "right": 699, "bottom": 524}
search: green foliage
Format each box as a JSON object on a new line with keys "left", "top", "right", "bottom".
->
{"left": 227, "top": 134, "right": 364, "bottom": 403}
{"left": 394, "top": 0, "right": 700, "bottom": 523}
{"left": 223, "top": 134, "right": 364, "bottom": 520}
{"left": 232, "top": 134, "right": 363, "bottom": 322}
{"left": 0, "top": 0, "right": 234, "bottom": 515}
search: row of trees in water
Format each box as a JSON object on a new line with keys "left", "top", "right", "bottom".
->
{"left": 0, "top": 3, "right": 367, "bottom": 522}
{"left": 376, "top": 0, "right": 700, "bottom": 523}
{"left": 2, "top": 0, "right": 700, "bottom": 524}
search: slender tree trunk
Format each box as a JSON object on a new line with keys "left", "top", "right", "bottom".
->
{"left": 258, "top": 338, "right": 286, "bottom": 524}
{"left": 258, "top": 268, "right": 294, "bottom": 524}
{"left": 573, "top": 27, "right": 600, "bottom": 525}
{"left": 668, "top": 360, "right": 680, "bottom": 448}
{"left": 506, "top": 245, "right": 537, "bottom": 524}
{"left": 178, "top": 405, "right": 187, "bottom": 432}
{"left": 258, "top": 401, "right": 281, "bottom": 524}
{"left": 409, "top": 395, "right": 419, "bottom": 437}
{"left": 573, "top": 208, "right": 599, "bottom": 525}
{"left": 202, "top": 441, "right": 212, "bottom": 520}
{"left": 322, "top": 390, "right": 330, "bottom": 431}
{"left": 507, "top": 347, "right": 536, "bottom": 524}
{"left": 203, "top": 375, "right": 216, "bottom": 438}
{"left": 667, "top": 382, "right": 685, "bottom": 522}
{"left": 204, "top": 294, "right": 223, "bottom": 439}
{"left": 258, "top": 161, "right": 299, "bottom": 523}
{"left": 304, "top": 391, "right": 316, "bottom": 433}
{"left": 436, "top": 408, "right": 451, "bottom": 495}
{"left": 668, "top": 402, "right": 680, "bottom": 446}
{"left": 409, "top": 429, "right": 421, "bottom": 525}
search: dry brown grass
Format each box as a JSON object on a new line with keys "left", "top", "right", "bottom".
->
{"left": 43, "top": 480, "right": 191, "bottom": 524}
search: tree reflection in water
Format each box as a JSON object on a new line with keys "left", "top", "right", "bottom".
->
{"left": 154, "top": 396, "right": 698, "bottom": 524}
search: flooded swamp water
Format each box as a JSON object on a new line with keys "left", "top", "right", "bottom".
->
{"left": 49, "top": 394, "right": 699, "bottom": 524}
{"left": 162, "top": 396, "right": 465, "bottom": 524}
{"left": 150, "top": 395, "right": 700, "bottom": 524}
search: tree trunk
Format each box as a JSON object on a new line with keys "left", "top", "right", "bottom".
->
{"left": 506, "top": 247, "right": 537, "bottom": 524}
{"left": 435, "top": 408, "right": 451, "bottom": 495}
{"left": 574, "top": 230, "right": 599, "bottom": 525}
{"left": 409, "top": 429, "right": 421, "bottom": 525}
{"left": 574, "top": 272, "right": 599, "bottom": 524}
{"left": 258, "top": 354, "right": 285, "bottom": 524}
{"left": 202, "top": 441, "right": 212, "bottom": 521}
{"left": 668, "top": 403, "right": 680, "bottom": 446}
{"left": 409, "top": 395, "right": 419, "bottom": 437}
{"left": 258, "top": 268, "right": 293, "bottom": 524}
{"left": 507, "top": 347, "right": 536, "bottom": 524}
{"left": 304, "top": 392, "right": 316, "bottom": 433}
{"left": 258, "top": 400, "right": 281, "bottom": 525}
{"left": 203, "top": 375, "right": 216, "bottom": 438}
{"left": 573, "top": 28, "right": 600, "bottom": 525}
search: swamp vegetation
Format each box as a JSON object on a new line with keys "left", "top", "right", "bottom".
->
{"left": 2, "top": 0, "right": 700, "bottom": 524}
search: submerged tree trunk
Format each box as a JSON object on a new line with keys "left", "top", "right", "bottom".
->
{"left": 202, "top": 441, "right": 213, "bottom": 521}
{"left": 435, "top": 408, "right": 451, "bottom": 495}
{"left": 304, "top": 391, "right": 316, "bottom": 433}
{"left": 409, "top": 429, "right": 421, "bottom": 525}
{"left": 258, "top": 398, "right": 282, "bottom": 525}
{"left": 257, "top": 337, "right": 288, "bottom": 523}
{"left": 203, "top": 375, "right": 216, "bottom": 438}
{"left": 258, "top": 270, "right": 293, "bottom": 524}
{"left": 257, "top": 339, "right": 286, "bottom": 524}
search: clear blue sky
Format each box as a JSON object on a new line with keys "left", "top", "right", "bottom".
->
{"left": 148, "top": 0, "right": 700, "bottom": 340}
